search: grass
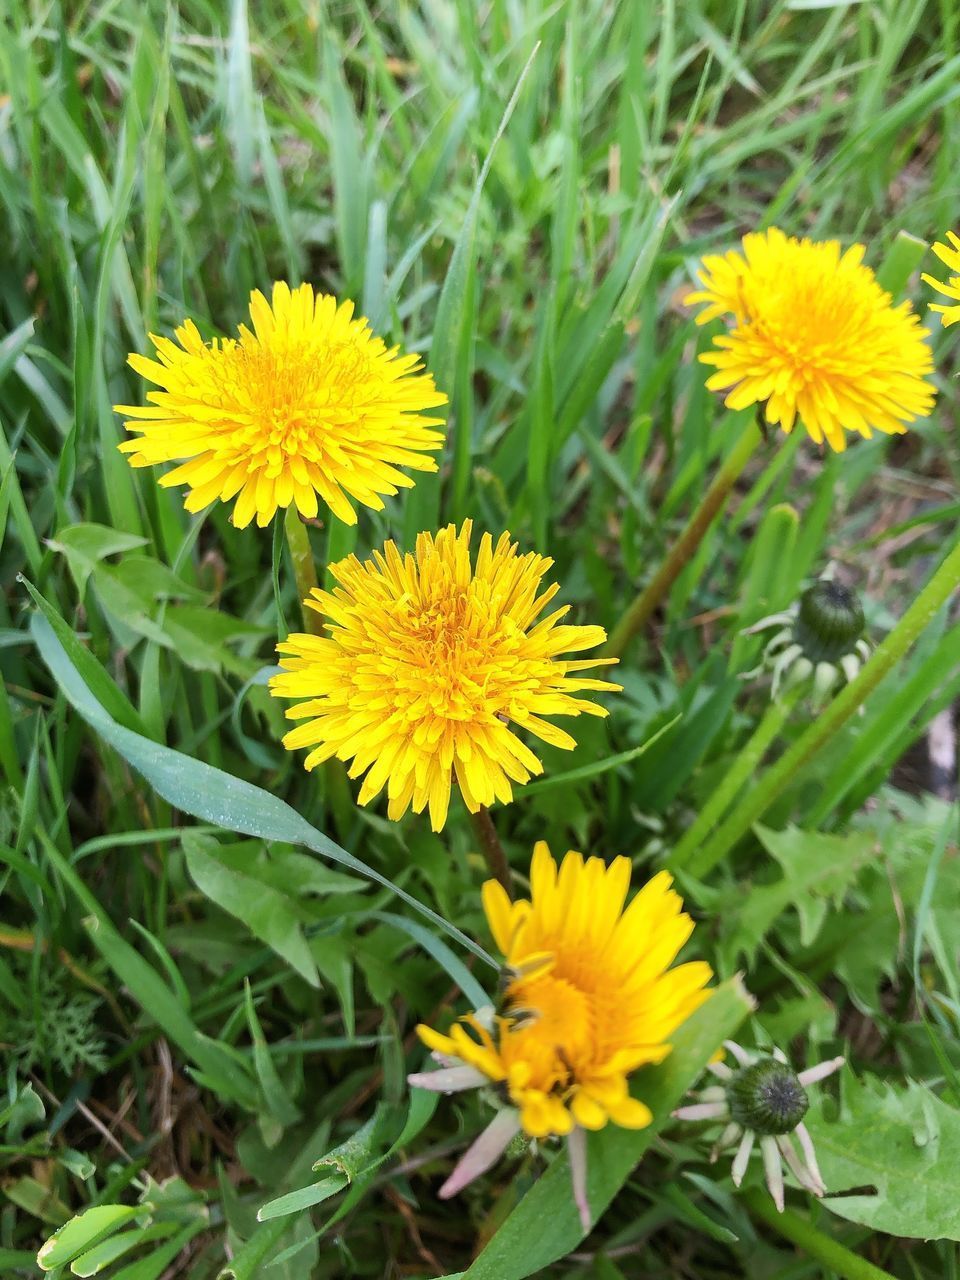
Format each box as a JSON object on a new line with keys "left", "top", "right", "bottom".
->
{"left": 2, "top": 1, "right": 959, "bottom": 1276}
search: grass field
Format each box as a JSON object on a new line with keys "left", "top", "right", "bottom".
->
{"left": 2, "top": 1, "right": 960, "bottom": 1276}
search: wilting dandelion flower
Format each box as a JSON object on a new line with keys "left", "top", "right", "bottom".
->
{"left": 686, "top": 227, "right": 935, "bottom": 451}
{"left": 409, "top": 843, "right": 713, "bottom": 1226}
{"left": 747, "top": 578, "right": 870, "bottom": 704}
{"left": 115, "top": 282, "right": 447, "bottom": 528}
{"left": 674, "top": 1040, "right": 843, "bottom": 1211}
{"left": 269, "top": 524, "right": 620, "bottom": 831}
{"left": 922, "top": 229, "right": 960, "bottom": 326}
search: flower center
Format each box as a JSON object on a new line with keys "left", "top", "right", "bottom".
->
{"left": 214, "top": 337, "right": 376, "bottom": 459}
{"left": 381, "top": 589, "right": 518, "bottom": 724}
{"left": 738, "top": 246, "right": 887, "bottom": 379}
{"left": 502, "top": 973, "right": 594, "bottom": 1093}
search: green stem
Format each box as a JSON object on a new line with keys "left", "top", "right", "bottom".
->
{"left": 283, "top": 505, "right": 322, "bottom": 635}
{"left": 469, "top": 806, "right": 513, "bottom": 896}
{"left": 669, "top": 684, "right": 803, "bottom": 871}
{"left": 604, "top": 419, "right": 762, "bottom": 660}
{"left": 283, "top": 507, "right": 355, "bottom": 831}
{"left": 742, "top": 1189, "right": 897, "bottom": 1280}
{"left": 689, "top": 535, "right": 960, "bottom": 878}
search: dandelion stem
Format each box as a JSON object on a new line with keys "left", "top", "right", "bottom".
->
{"left": 742, "top": 1189, "right": 897, "bottom": 1280}
{"left": 669, "top": 685, "right": 803, "bottom": 870}
{"left": 688, "top": 534, "right": 960, "bottom": 878}
{"left": 605, "top": 418, "right": 762, "bottom": 659}
{"left": 469, "top": 806, "right": 513, "bottom": 896}
{"left": 283, "top": 506, "right": 323, "bottom": 636}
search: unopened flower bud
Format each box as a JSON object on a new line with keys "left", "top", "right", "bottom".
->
{"left": 745, "top": 576, "right": 871, "bottom": 705}
{"left": 673, "top": 1041, "right": 843, "bottom": 1213}
{"left": 726, "top": 1056, "right": 809, "bottom": 1136}
{"left": 793, "top": 581, "right": 865, "bottom": 664}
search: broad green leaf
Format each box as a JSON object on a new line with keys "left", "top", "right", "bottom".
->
{"left": 875, "top": 230, "right": 927, "bottom": 296}
{"left": 105, "top": 556, "right": 207, "bottom": 605}
{"left": 37, "top": 1206, "right": 141, "bottom": 1271}
{"left": 183, "top": 833, "right": 322, "bottom": 987}
{"left": 29, "top": 609, "right": 495, "bottom": 971}
{"left": 460, "top": 979, "right": 753, "bottom": 1279}
{"left": 6, "top": 1174, "right": 70, "bottom": 1226}
{"left": 21, "top": 578, "right": 149, "bottom": 736}
{"left": 49, "top": 541, "right": 262, "bottom": 676}
{"left": 58, "top": 1150, "right": 96, "bottom": 1181}
{"left": 317, "top": 1096, "right": 430, "bottom": 1233}
{"left": 91, "top": 563, "right": 194, "bottom": 650}
{"left": 161, "top": 605, "right": 266, "bottom": 677}
{"left": 47, "top": 523, "right": 147, "bottom": 596}
{"left": 808, "top": 1070, "right": 960, "bottom": 1241}
{"left": 727, "top": 825, "right": 875, "bottom": 962}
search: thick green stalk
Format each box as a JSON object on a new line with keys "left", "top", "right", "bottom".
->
{"left": 689, "top": 536, "right": 960, "bottom": 878}
{"left": 743, "top": 1190, "right": 896, "bottom": 1280}
{"left": 605, "top": 419, "right": 762, "bottom": 659}
{"left": 669, "top": 684, "right": 803, "bottom": 871}
{"left": 283, "top": 505, "right": 322, "bottom": 636}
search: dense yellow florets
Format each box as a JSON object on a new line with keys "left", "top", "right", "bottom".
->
{"left": 686, "top": 227, "right": 936, "bottom": 450}
{"left": 269, "top": 522, "right": 620, "bottom": 831}
{"left": 115, "top": 282, "right": 446, "bottom": 528}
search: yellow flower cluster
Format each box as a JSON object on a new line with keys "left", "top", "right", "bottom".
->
{"left": 116, "top": 282, "right": 446, "bottom": 528}
{"left": 269, "top": 522, "right": 619, "bottom": 831}
{"left": 417, "top": 844, "right": 711, "bottom": 1139}
{"left": 686, "top": 227, "right": 936, "bottom": 450}
{"left": 114, "top": 222, "right": 949, "bottom": 1220}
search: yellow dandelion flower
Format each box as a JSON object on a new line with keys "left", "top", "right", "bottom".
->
{"left": 922, "top": 229, "right": 960, "bottom": 326}
{"left": 685, "top": 226, "right": 936, "bottom": 451}
{"left": 409, "top": 844, "right": 712, "bottom": 1220}
{"left": 114, "top": 282, "right": 447, "bottom": 528}
{"left": 269, "top": 522, "right": 620, "bottom": 832}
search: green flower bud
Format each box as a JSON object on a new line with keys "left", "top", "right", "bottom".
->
{"left": 793, "top": 580, "right": 865, "bottom": 664}
{"left": 725, "top": 1056, "right": 809, "bottom": 1136}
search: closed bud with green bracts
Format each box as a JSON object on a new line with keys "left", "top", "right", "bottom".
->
{"left": 673, "top": 1040, "right": 844, "bottom": 1212}
{"left": 744, "top": 574, "right": 871, "bottom": 706}
{"left": 726, "top": 1057, "right": 809, "bottom": 1136}
{"left": 794, "top": 581, "right": 866, "bottom": 663}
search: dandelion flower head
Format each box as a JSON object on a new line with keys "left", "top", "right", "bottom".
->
{"left": 115, "top": 282, "right": 447, "bottom": 528}
{"left": 269, "top": 523, "right": 620, "bottom": 831}
{"left": 922, "top": 229, "right": 960, "bottom": 327}
{"left": 686, "top": 227, "right": 935, "bottom": 451}
{"left": 416, "top": 844, "right": 713, "bottom": 1139}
